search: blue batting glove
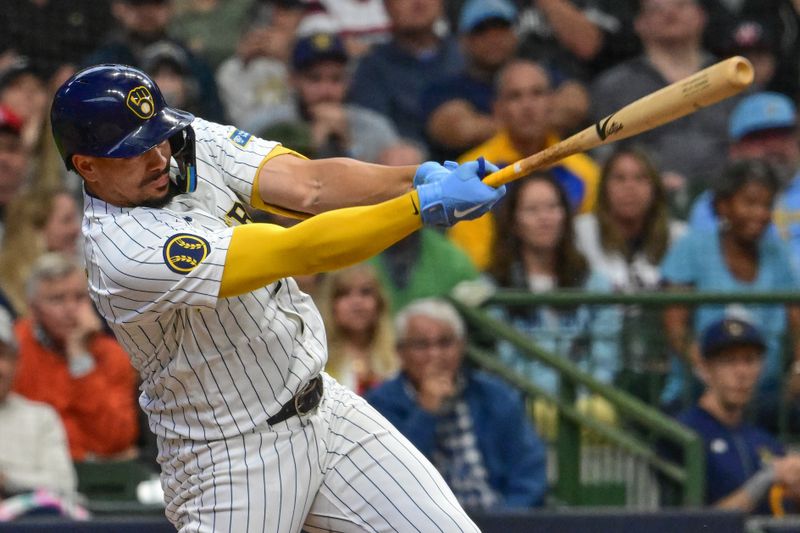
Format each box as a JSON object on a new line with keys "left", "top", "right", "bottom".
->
{"left": 416, "top": 157, "right": 505, "bottom": 227}
{"left": 413, "top": 160, "right": 458, "bottom": 188}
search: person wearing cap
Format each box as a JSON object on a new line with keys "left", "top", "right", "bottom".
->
{"left": 0, "top": 305, "right": 77, "bottom": 500}
{"left": 662, "top": 317, "right": 800, "bottom": 514}
{"left": 591, "top": 0, "right": 737, "bottom": 208}
{"left": 84, "top": 0, "right": 225, "bottom": 122}
{"left": 686, "top": 91, "right": 800, "bottom": 268}
{"left": 348, "top": 0, "right": 465, "bottom": 146}
{"left": 140, "top": 41, "right": 201, "bottom": 114}
{"left": 246, "top": 32, "right": 402, "bottom": 163}
{"left": 0, "top": 59, "right": 48, "bottom": 150}
{"left": 419, "top": 0, "right": 518, "bottom": 163}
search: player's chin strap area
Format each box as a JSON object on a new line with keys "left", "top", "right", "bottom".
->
{"left": 169, "top": 126, "right": 198, "bottom": 194}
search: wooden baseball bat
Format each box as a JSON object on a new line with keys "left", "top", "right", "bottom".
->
{"left": 483, "top": 55, "right": 754, "bottom": 188}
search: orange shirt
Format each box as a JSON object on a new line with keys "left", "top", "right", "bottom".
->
{"left": 12, "top": 319, "right": 139, "bottom": 461}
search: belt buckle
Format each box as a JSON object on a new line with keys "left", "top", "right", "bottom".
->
{"left": 294, "top": 377, "right": 318, "bottom": 417}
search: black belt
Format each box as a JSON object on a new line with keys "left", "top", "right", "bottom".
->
{"left": 267, "top": 376, "right": 323, "bottom": 425}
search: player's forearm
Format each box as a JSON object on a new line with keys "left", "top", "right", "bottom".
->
{"left": 220, "top": 191, "right": 422, "bottom": 298}
{"left": 257, "top": 155, "right": 416, "bottom": 215}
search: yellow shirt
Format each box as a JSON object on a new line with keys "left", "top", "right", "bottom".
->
{"left": 448, "top": 130, "right": 599, "bottom": 270}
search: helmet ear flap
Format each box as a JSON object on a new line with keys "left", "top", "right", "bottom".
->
{"left": 169, "top": 126, "right": 197, "bottom": 193}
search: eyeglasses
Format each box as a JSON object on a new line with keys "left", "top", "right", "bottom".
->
{"left": 401, "top": 336, "right": 458, "bottom": 352}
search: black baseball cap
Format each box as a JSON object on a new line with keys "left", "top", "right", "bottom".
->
{"left": 291, "top": 33, "right": 348, "bottom": 71}
{"left": 701, "top": 318, "right": 766, "bottom": 358}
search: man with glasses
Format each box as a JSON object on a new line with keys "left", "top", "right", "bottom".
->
{"left": 367, "top": 297, "right": 547, "bottom": 510}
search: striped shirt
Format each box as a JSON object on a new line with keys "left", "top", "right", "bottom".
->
{"left": 83, "top": 118, "right": 326, "bottom": 441}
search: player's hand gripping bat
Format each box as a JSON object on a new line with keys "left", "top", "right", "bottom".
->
{"left": 482, "top": 56, "right": 754, "bottom": 188}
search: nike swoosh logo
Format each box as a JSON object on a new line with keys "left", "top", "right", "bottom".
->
{"left": 453, "top": 203, "right": 487, "bottom": 219}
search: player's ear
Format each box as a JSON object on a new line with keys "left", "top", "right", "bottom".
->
{"left": 72, "top": 155, "right": 99, "bottom": 183}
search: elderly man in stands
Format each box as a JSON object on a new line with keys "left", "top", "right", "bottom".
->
{"left": 367, "top": 298, "right": 547, "bottom": 510}
{"left": 12, "top": 253, "right": 138, "bottom": 461}
{"left": 0, "top": 306, "right": 76, "bottom": 499}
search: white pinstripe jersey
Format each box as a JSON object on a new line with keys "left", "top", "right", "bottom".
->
{"left": 83, "top": 118, "right": 327, "bottom": 441}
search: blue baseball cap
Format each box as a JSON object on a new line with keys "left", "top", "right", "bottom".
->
{"left": 291, "top": 33, "right": 348, "bottom": 71}
{"left": 459, "top": 0, "right": 517, "bottom": 34}
{"left": 701, "top": 318, "right": 766, "bottom": 358}
{"left": 728, "top": 92, "right": 797, "bottom": 142}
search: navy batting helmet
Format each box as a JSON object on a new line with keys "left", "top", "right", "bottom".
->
{"left": 50, "top": 64, "right": 198, "bottom": 193}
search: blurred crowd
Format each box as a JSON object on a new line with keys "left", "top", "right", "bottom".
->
{"left": 3, "top": 0, "right": 800, "bottom": 521}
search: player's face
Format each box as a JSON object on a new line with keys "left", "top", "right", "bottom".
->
{"left": 702, "top": 346, "right": 764, "bottom": 411}
{"left": 604, "top": 153, "right": 655, "bottom": 224}
{"left": 495, "top": 63, "right": 552, "bottom": 144}
{"left": 513, "top": 179, "right": 565, "bottom": 253}
{"left": 332, "top": 272, "right": 382, "bottom": 336}
{"left": 43, "top": 193, "right": 81, "bottom": 256}
{"left": 76, "top": 139, "right": 176, "bottom": 208}
{"left": 716, "top": 182, "right": 774, "bottom": 244}
{"left": 30, "top": 270, "right": 90, "bottom": 345}
{"left": 399, "top": 316, "right": 463, "bottom": 387}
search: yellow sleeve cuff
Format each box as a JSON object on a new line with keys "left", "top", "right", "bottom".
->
{"left": 250, "top": 146, "right": 310, "bottom": 219}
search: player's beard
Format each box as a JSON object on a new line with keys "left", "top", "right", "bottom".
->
{"left": 140, "top": 166, "right": 181, "bottom": 209}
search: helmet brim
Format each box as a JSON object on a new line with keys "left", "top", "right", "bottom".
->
{"left": 103, "top": 106, "right": 195, "bottom": 159}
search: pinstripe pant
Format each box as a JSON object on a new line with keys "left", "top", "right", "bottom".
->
{"left": 158, "top": 373, "right": 480, "bottom": 532}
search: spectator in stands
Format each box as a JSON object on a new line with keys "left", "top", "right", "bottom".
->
{"left": 591, "top": 0, "right": 737, "bottom": 210}
{"left": 687, "top": 92, "right": 800, "bottom": 270}
{"left": 485, "top": 172, "right": 620, "bottom": 434}
{"left": 448, "top": 59, "right": 599, "bottom": 270}
{"left": 663, "top": 317, "right": 800, "bottom": 514}
{"left": 0, "top": 188, "right": 81, "bottom": 315}
{"left": 0, "top": 59, "right": 49, "bottom": 150}
{"left": 12, "top": 253, "right": 138, "bottom": 461}
{"left": 367, "top": 143, "right": 479, "bottom": 312}
{"left": 575, "top": 146, "right": 686, "bottom": 292}
{"left": 317, "top": 263, "right": 397, "bottom": 395}
{"left": 0, "top": 107, "right": 30, "bottom": 243}
{"left": 247, "top": 32, "right": 401, "bottom": 162}
{"left": 661, "top": 160, "right": 800, "bottom": 430}
{"left": 574, "top": 147, "right": 686, "bottom": 399}
{"left": 0, "top": 310, "right": 76, "bottom": 499}
{"left": 348, "top": 0, "right": 464, "bottom": 146}
{"left": 85, "top": 0, "right": 224, "bottom": 121}
{"left": 140, "top": 41, "right": 202, "bottom": 116}
{"left": 367, "top": 298, "right": 547, "bottom": 509}
{"left": 215, "top": 0, "right": 302, "bottom": 127}
{"left": 420, "top": 0, "right": 518, "bottom": 162}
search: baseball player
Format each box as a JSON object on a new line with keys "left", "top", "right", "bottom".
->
{"left": 49, "top": 64, "right": 505, "bottom": 532}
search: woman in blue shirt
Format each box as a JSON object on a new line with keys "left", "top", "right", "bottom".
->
{"left": 661, "top": 159, "right": 800, "bottom": 429}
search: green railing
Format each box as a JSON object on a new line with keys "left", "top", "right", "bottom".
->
{"left": 451, "top": 290, "right": 800, "bottom": 507}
